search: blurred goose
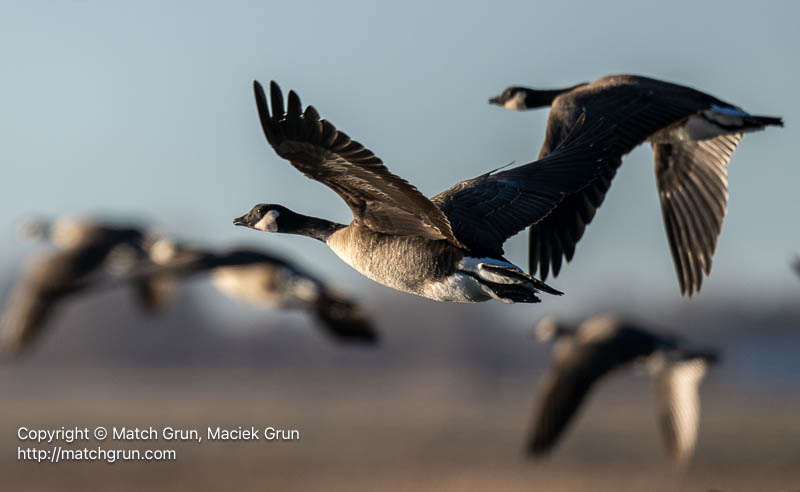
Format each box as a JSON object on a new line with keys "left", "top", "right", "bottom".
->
{"left": 234, "top": 81, "right": 658, "bottom": 304}
{"left": 135, "top": 238, "right": 378, "bottom": 344}
{"left": 20, "top": 217, "right": 147, "bottom": 252}
{"left": 527, "top": 315, "right": 718, "bottom": 468}
{"left": 0, "top": 240, "right": 132, "bottom": 356}
{"left": 489, "top": 75, "right": 783, "bottom": 295}
{"left": 18, "top": 216, "right": 164, "bottom": 307}
{"left": 792, "top": 256, "right": 800, "bottom": 279}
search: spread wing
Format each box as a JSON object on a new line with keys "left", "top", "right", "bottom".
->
{"left": 529, "top": 77, "right": 726, "bottom": 280}
{"left": 432, "top": 109, "right": 648, "bottom": 256}
{"left": 654, "top": 356, "right": 712, "bottom": 468}
{"left": 527, "top": 338, "right": 642, "bottom": 455}
{"left": 526, "top": 327, "right": 660, "bottom": 455}
{"left": 0, "top": 246, "right": 112, "bottom": 356}
{"left": 0, "top": 277, "right": 60, "bottom": 356}
{"left": 253, "top": 81, "right": 462, "bottom": 246}
{"left": 654, "top": 135, "right": 741, "bottom": 295}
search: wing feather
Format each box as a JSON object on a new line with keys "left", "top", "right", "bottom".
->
{"left": 253, "top": 81, "right": 462, "bottom": 246}
{"left": 654, "top": 134, "right": 741, "bottom": 295}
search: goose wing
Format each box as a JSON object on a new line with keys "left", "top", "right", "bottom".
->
{"left": 431, "top": 110, "right": 640, "bottom": 256}
{"left": 527, "top": 324, "right": 662, "bottom": 455}
{"left": 0, "top": 246, "right": 113, "bottom": 356}
{"left": 253, "top": 81, "right": 462, "bottom": 246}
{"left": 654, "top": 355, "right": 714, "bottom": 468}
{"left": 0, "top": 277, "right": 61, "bottom": 356}
{"left": 653, "top": 135, "right": 741, "bottom": 295}
{"left": 527, "top": 76, "right": 731, "bottom": 282}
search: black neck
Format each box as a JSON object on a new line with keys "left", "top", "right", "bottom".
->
{"left": 523, "top": 83, "right": 587, "bottom": 109}
{"left": 289, "top": 214, "right": 345, "bottom": 243}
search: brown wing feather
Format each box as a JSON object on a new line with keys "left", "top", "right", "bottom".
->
{"left": 654, "top": 134, "right": 741, "bottom": 296}
{"left": 253, "top": 81, "right": 463, "bottom": 246}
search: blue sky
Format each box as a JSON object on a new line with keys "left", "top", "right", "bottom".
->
{"left": 1, "top": 0, "right": 797, "bottom": 317}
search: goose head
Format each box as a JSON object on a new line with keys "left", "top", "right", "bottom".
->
{"left": 233, "top": 204, "right": 295, "bottom": 233}
{"left": 488, "top": 86, "right": 531, "bottom": 110}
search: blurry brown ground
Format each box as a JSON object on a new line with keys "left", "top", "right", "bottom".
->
{"left": 1, "top": 286, "right": 798, "bottom": 491}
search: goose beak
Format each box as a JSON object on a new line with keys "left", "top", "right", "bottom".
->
{"left": 232, "top": 215, "right": 248, "bottom": 227}
{"left": 488, "top": 95, "right": 502, "bottom": 105}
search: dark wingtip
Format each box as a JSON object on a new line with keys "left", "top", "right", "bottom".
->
{"left": 535, "top": 278, "right": 563, "bottom": 296}
{"left": 269, "top": 81, "right": 284, "bottom": 119}
{"left": 287, "top": 90, "right": 302, "bottom": 117}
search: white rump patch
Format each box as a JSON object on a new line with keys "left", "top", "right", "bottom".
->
{"left": 457, "top": 257, "right": 527, "bottom": 284}
{"left": 422, "top": 273, "right": 492, "bottom": 302}
{"left": 683, "top": 114, "right": 737, "bottom": 140}
{"left": 254, "top": 210, "right": 280, "bottom": 232}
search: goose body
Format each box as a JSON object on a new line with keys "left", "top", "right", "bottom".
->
{"left": 528, "top": 314, "right": 718, "bottom": 468}
{"left": 235, "top": 81, "right": 651, "bottom": 303}
{"left": 490, "top": 75, "right": 783, "bottom": 295}
{"left": 325, "top": 224, "right": 532, "bottom": 302}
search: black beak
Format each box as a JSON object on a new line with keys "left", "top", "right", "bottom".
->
{"left": 233, "top": 215, "right": 248, "bottom": 227}
{"left": 488, "top": 95, "right": 502, "bottom": 105}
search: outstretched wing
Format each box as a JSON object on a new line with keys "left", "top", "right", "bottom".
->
{"left": 654, "top": 134, "right": 741, "bottom": 296}
{"left": 528, "top": 76, "right": 728, "bottom": 280}
{"left": 526, "top": 324, "right": 661, "bottom": 455}
{"left": 431, "top": 112, "right": 636, "bottom": 256}
{"left": 526, "top": 343, "right": 619, "bottom": 455}
{"left": 253, "top": 81, "right": 462, "bottom": 246}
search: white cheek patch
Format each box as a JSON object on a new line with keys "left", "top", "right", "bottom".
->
{"left": 254, "top": 210, "right": 280, "bottom": 232}
{"left": 504, "top": 91, "right": 527, "bottom": 111}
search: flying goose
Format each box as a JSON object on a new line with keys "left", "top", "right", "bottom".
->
{"left": 19, "top": 217, "right": 165, "bottom": 309}
{"left": 0, "top": 239, "right": 134, "bottom": 356}
{"left": 527, "top": 315, "right": 718, "bottom": 468}
{"left": 135, "top": 238, "right": 378, "bottom": 343}
{"left": 792, "top": 256, "right": 800, "bottom": 279}
{"left": 489, "top": 75, "right": 783, "bottom": 295}
{"left": 234, "top": 81, "right": 658, "bottom": 303}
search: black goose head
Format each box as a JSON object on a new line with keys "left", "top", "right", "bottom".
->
{"left": 233, "top": 204, "right": 296, "bottom": 233}
{"left": 489, "top": 83, "right": 587, "bottom": 110}
{"left": 488, "top": 86, "right": 532, "bottom": 110}
{"left": 234, "top": 204, "right": 344, "bottom": 242}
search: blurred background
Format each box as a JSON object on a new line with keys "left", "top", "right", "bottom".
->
{"left": 1, "top": 0, "right": 798, "bottom": 490}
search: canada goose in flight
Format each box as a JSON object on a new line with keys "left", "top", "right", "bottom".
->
{"left": 135, "top": 238, "right": 378, "bottom": 344}
{"left": 235, "top": 81, "right": 657, "bottom": 303}
{"left": 19, "top": 217, "right": 164, "bottom": 309}
{"left": 489, "top": 75, "right": 783, "bottom": 295}
{"left": 528, "top": 315, "right": 718, "bottom": 468}
{"left": 0, "top": 239, "right": 134, "bottom": 356}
